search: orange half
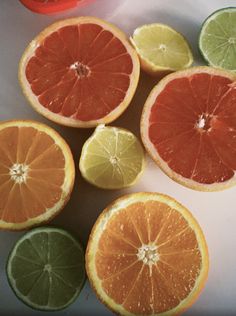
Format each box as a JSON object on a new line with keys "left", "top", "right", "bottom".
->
{"left": 86, "top": 192, "right": 209, "bottom": 315}
{"left": 19, "top": 17, "right": 140, "bottom": 128}
{"left": 0, "top": 120, "right": 75, "bottom": 230}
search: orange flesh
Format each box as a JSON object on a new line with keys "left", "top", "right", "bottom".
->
{"left": 0, "top": 126, "right": 65, "bottom": 223}
{"left": 25, "top": 23, "right": 133, "bottom": 121}
{"left": 96, "top": 201, "right": 201, "bottom": 314}
{"left": 148, "top": 73, "right": 236, "bottom": 184}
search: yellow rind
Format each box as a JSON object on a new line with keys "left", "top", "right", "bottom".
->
{"left": 79, "top": 125, "right": 146, "bottom": 189}
{"left": 130, "top": 23, "right": 193, "bottom": 76}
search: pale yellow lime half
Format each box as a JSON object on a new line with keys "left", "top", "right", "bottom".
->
{"left": 79, "top": 125, "right": 145, "bottom": 189}
{"left": 131, "top": 23, "right": 193, "bottom": 75}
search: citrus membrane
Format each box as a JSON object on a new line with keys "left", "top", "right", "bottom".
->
{"left": 141, "top": 66, "right": 236, "bottom": 191}
{"left": 0, "top": 120, "right": 75, "bottom": 230}
{"left": 79, "top": 125, "right": 145, "bottom": 189}
{"left": 199, "top": 7, "right": 236, "bottom": 71}
{"left": 7, "top": 227, "right": 86, "bottom": 311}
{"left": 19, "top": 17, "right": 140, "bottom": 127}
{"left": 86, "top": 192, "right": 209, "bottom": 315}
{"left": 131, "top": 23, "right": 193, "bottom": 75}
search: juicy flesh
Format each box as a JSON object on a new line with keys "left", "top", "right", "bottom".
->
{"left": 10, "top": 230, "right": 85, "bottom": 308}
{"left": 96, "top": 201, "right": 202, "bottom": 314}
{"left": 25, "top": 23, "right": 133, "bottom": 121}
{"left": 0, "top": 126, "right": 65, "bottom": 223}
{"left": 149, "top": 73, "right": 236, "bottom": 184}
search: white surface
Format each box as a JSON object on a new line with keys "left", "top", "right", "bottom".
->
{"left": 0, "top": 0, "right": 236, "bottom": 315}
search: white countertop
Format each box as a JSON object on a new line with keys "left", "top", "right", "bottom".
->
{"left": 0, "top": 0, "right": 235, "bottom": 315}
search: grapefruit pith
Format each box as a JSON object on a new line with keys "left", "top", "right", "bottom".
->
{"left": 141, "top": 67, "right": 236, "bottom": 191}
{"left": 19, "top": 17, "right": 140, "bottom": 128}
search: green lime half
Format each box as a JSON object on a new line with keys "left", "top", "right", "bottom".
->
{"left": 199, "top": 7, "right": 236, "bottom": 71}
{"left": 7, "top": 227, "right": 86, "bottom": 311}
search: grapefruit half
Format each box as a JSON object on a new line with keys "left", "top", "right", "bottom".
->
{"left": 141, "top": 67, "right": 236, "bottom": 191}
{"left": 19, "top": 17, "right": 140, "bottom": 128}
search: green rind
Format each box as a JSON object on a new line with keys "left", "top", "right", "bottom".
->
{"left": 199, "top": 7, "right": 236, "bottom": 69}
{"left": 6, "top": 226, "right": 86, "bottom": 312}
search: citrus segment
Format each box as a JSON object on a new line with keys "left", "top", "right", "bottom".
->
{"left": 0, "top": 120, "right": 74, "bottom": 230}
{"left": 131, "top": 23, "right": 193, "bottom": 75}
{"left": 141, "top": 67, "right": 236, "bottom": 191}
{"left": 19, "top": 17, "right": 140, "bottom": 127}
{"left": 199, "top": 7, "right": 236, "bottom": 71}
{"left": 79, "top": 125, "right": 145, "bottom": 189}
{"left": 86, "top": 193, "right": 209, "bottom": 315}
{"left": 7, "top": 227, "right": 85, "bottom": 311}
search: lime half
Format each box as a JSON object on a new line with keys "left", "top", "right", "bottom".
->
{"left": 79, "top": 125, "right": 145, "bottom": 189}
{"left": 131, "top": 23, "right": 193, "bottom": 75}
{"left": 7, "top": 227, "right": 85, "bottom": 311}
{"left": 199, "top": 7, "right": 236, "bottom": 71}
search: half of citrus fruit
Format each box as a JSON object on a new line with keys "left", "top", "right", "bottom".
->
{"left": 199, "top": 7, "right": 236, "bottom": 71}
{"left": 19, "top": 17, "right": 140, "bottom": 128}
{"left": 7, "top": 227, "right": 86, "bottom": 311}
{"left": 141, "top": 66, "right": 236, "bottom": 191}
{"left": 0, "top": 120, "right": 75, "bottom": 230}
{"left": 20, "top": 0, "right": 79, "bottom": 14}
{"left": 130, "top": 23, "right": 193, "bottom": 76}
{"left": 79, "top": 125, "right": 145, "bottom": 189}
{"left": 86, "top": 192, "right": 209, "bottom": 315}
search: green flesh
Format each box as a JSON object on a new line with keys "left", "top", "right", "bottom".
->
{"left": 199, "top": 7, "right": 236, "bottom": 70}
{"left": 7, "top": 227, "right": 85, "bottom": 311}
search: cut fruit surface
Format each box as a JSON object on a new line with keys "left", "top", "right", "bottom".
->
{"left": 86, "top": 192, "right": 209, "bottom": 316}
{"left": 20, "top": 0, "right": 79, "bottom": 14}
{"left": 79, "top": 125, "right": 145, "bottom": 189}
{"left": 199, "top": 7, "right": 236, "bottom": 71}
{"left": 131, "top": 23, "right": 193, "bottom": 75}
{"left": 19, "top": 17, "right": 140, "bottom": 128}
{"left": 7, "top": 227, "right": 85, "bottom": 311}
{"left": 141, "top": 67, "right": 236, "bottom": 191}
{"left": 0, "top": 120, "right": 75, "bottom": 230}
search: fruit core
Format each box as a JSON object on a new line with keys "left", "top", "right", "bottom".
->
{"left": 9, "top": 163, "right": 29, "bottom": 184}
{"left": 196, "top": 113, "right": 213, "bottom": 131}
{"left": 70, "top": 61, "right": 90, "bottom": 78}
{"left": 110, "top": 156, "right": 119, "bottom": 164}
{"left": 137, "top": 244, "right": 159, "bottom": 265}
{"left": 228, "top": 37, "right": 236, "bottom": 44}
{"left": 159, "top": 44, "right": 166, "bottom": 52}
{"left": 44, "top": 264, "right": 52, "bottom": 273}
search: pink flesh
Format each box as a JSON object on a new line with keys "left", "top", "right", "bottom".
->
{"left": 25, "top": 23, "right": 133, "bottom": 121}
{"left": 149, "top": 73, "right": 236, "bottom": 184}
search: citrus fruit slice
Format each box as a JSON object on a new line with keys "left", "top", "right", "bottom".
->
{"left": 19, "top": 17, "right": 140, "bottom": 128}
{"left": 79, "top": 125, "right": 145, "bottom": 189}
{"left": 0, "top": 120, "right": 75, "bottom": 230}
{"left": 130, "top": 23, "right": 193, "bottom": 76}
{"left": 7, "top": 227, "right": 86, "bottom": 311}
{"left": 86, "top": 192, "right": 209, "bottom": 315}
{"left": 199, "top": 7, "right": 236, "bottom": 71}
{"left": 141, "top": 66, "right": 236, "bottom": 191}
{"left": 20, "top": 0, "right": 78, "bottom": 14}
